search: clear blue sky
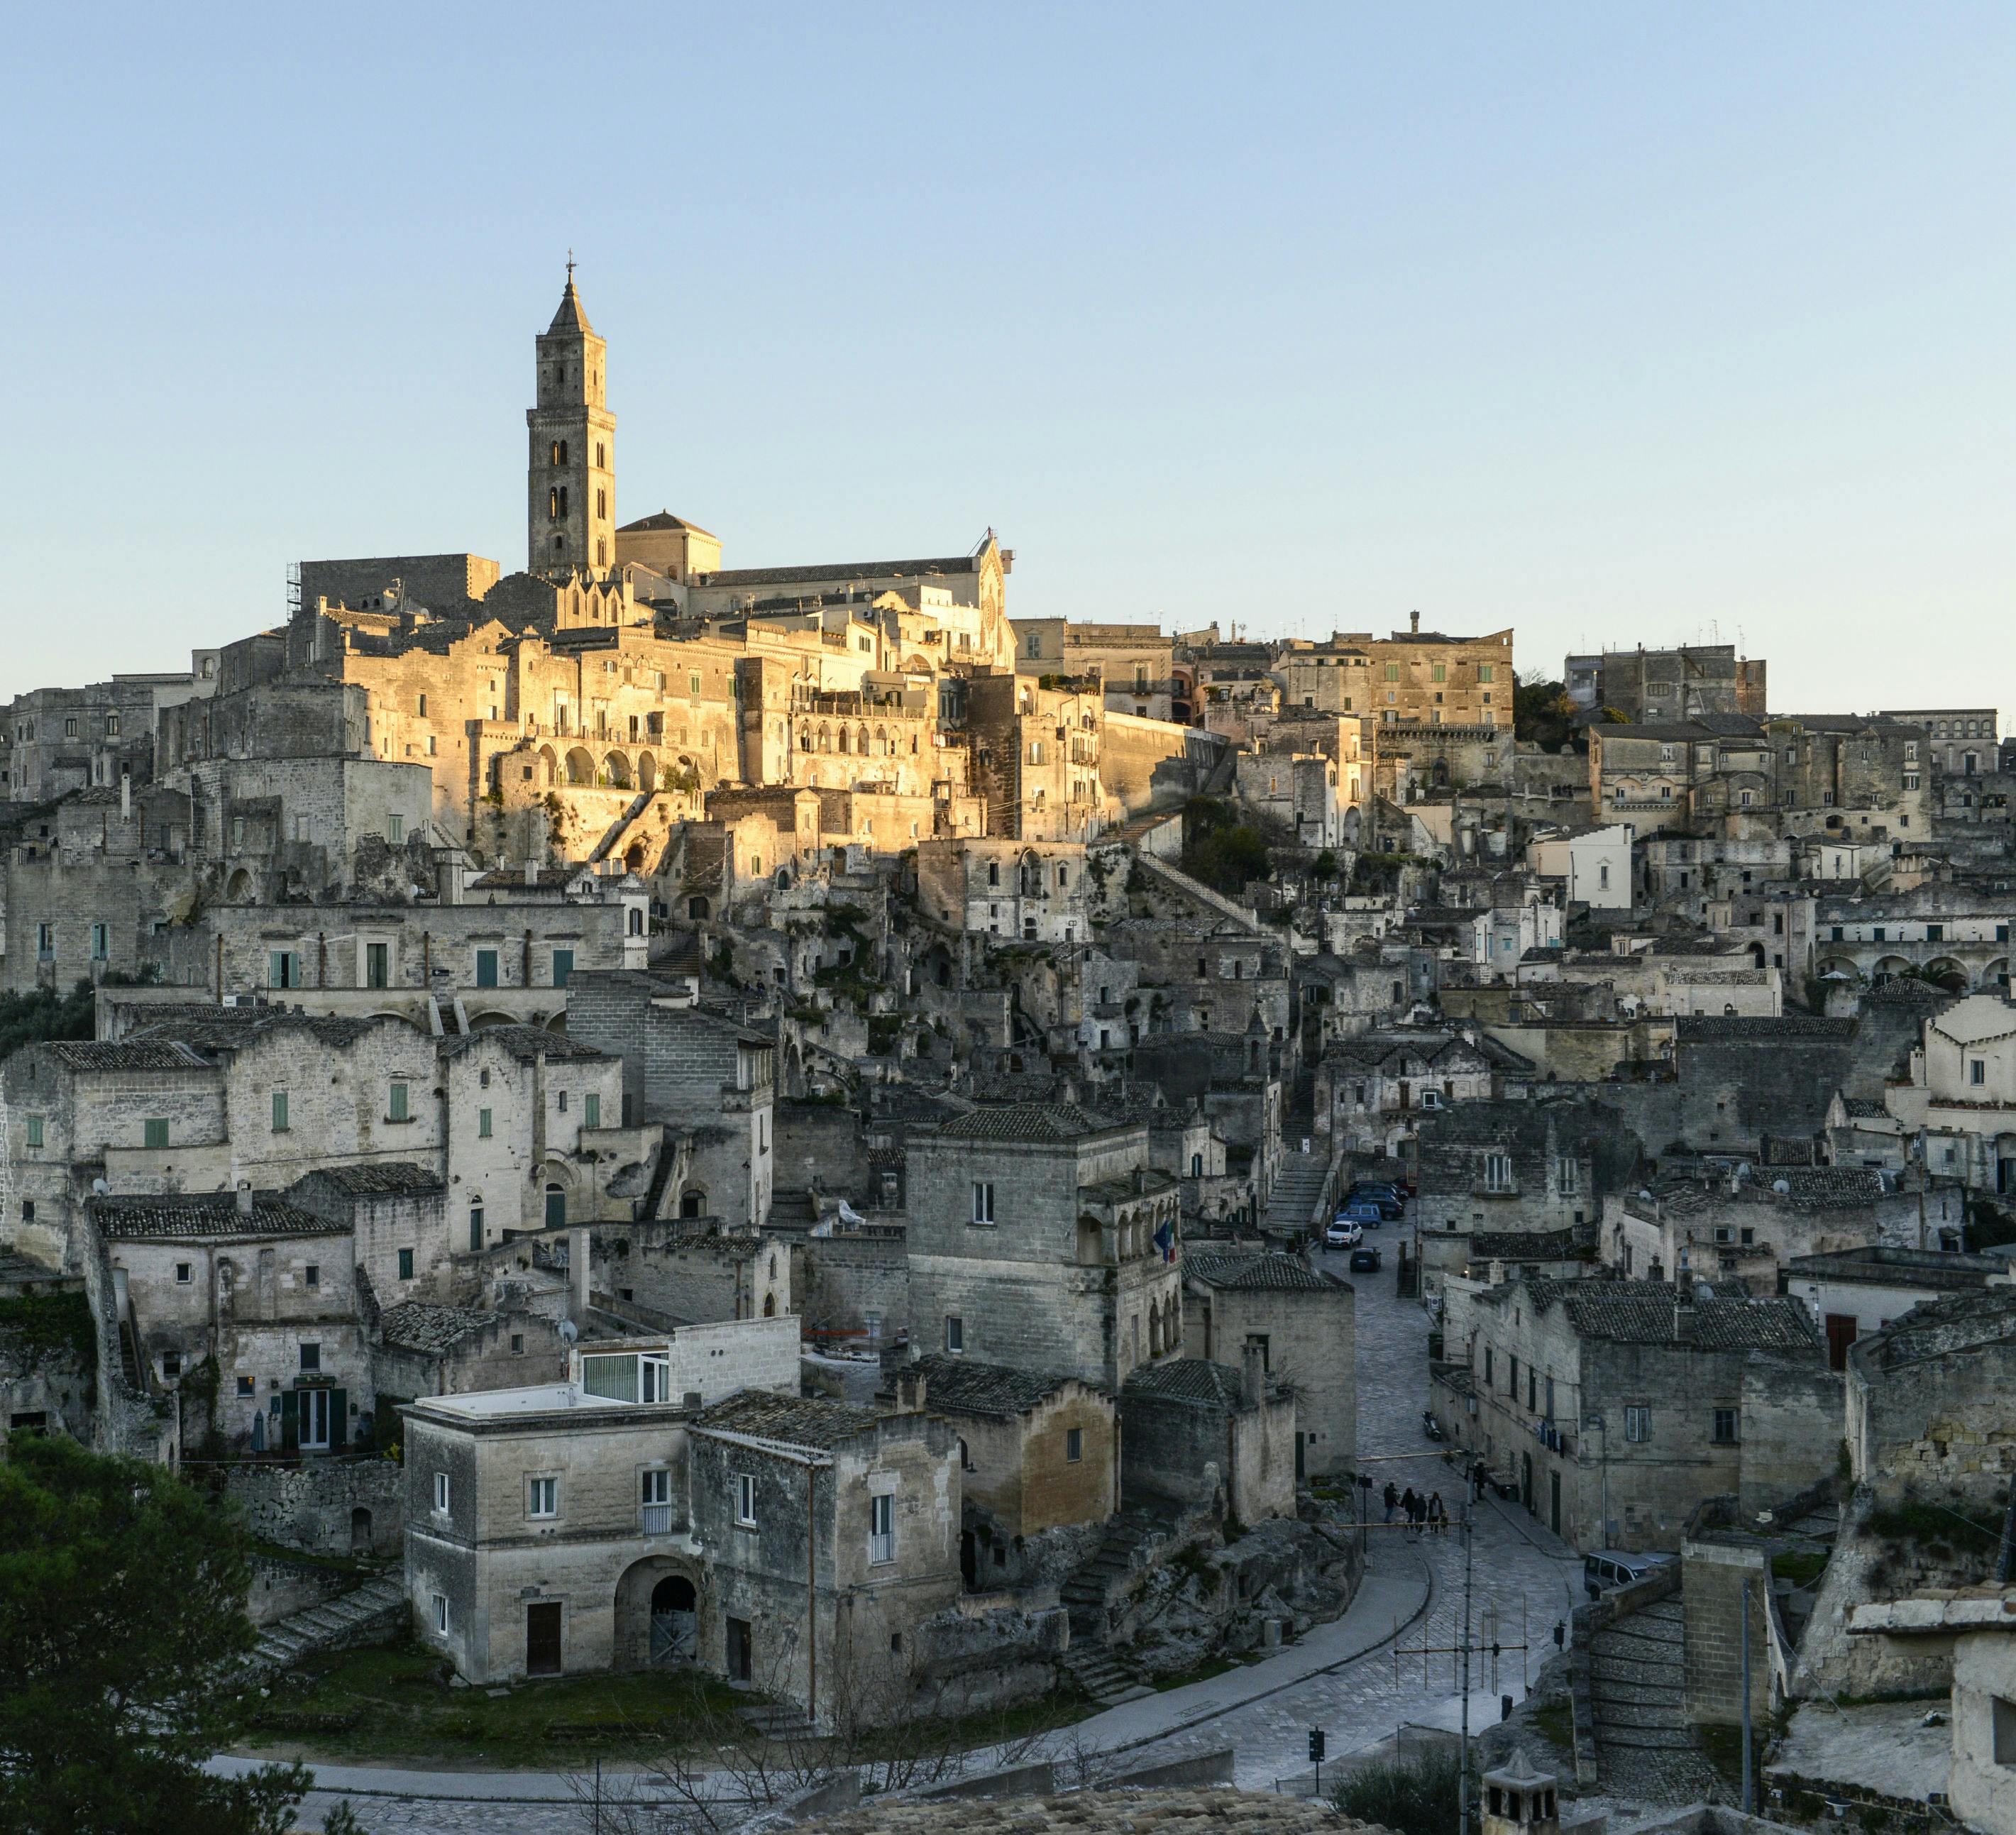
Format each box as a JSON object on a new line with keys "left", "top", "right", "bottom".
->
{"left": 4, "top": 4, "right": 2010, "bottom": 721}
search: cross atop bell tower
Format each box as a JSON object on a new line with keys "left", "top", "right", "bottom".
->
{"left": 527, "top": 261, "right": 616, "bottom": 575}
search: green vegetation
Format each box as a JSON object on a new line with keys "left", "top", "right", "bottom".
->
{"left": 0, "top": 979, "right": 100, "bottom": 1061}
{"left": 1770, "top": 1549, "right": 1830, "bottom": 1590}
{"left": 1513, "top": 676, "right": 1583, "bottom": 751}
{"left": 1331, "top": 1750, "right": 1463, "bottom": 1835}
{"left": 866, "top": 1015, "right": 903, "bottom": 1055}
{"left": 0, "top": 1289, "right": 96, "bottom": 1368}
{"left": 1530, "top": 1700, "right": 1576, "bottom": 1753}
{"left": 1150, "top": 1654, "right": 1235, "bottom": 1691}
{"left": 237, "top": 1635, "right": 746, "bottom": 1765}
{"left": 1180, "top": 797, "right": 1271, "bottom": 895}
{"left": 0, "top": 1431, "right": 309, "bottom": 1832}
{"left": 1865, "top": 1496, "right": 2003, "bottom": 1560}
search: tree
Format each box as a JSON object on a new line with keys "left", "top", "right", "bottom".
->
{"left": 0, "top": 1432, "right": 309, "bottom": 1835}
{"left": 1180, "top": 798, "right": 1272, "bottom": 896}
{"left": 1511, "top": 676, "right": 1582, "bottom": 752}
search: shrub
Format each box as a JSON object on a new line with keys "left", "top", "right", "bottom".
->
{"left": 1333, "top": 1751, "right": 1464, "bottom": 1835}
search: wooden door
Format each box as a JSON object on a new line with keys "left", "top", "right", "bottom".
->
{"left": 1824, "top": 1314, "right": 1858, "bottom": 1372}
{"left": 726, "top": 1615, "right": 751, "bottom": 1683}
{"left": 526, "top": 1602, "right": 562, "bottom": 1677}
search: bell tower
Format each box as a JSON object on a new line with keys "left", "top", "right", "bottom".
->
{"left": 527, "top": 260, "right": 616, "bottom": 576}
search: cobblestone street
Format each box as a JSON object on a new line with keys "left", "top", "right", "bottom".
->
{"left": 263, "top": 1234, "right": 1587, "bottom": 1829}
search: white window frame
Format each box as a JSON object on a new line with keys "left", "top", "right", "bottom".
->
{"left": 735, "top": 1472, "right": 757, "bottom": 1527}
{"left": 945, "top": 1315, "right": 964, "bottom": 1355}
{"left": 432, "top": 1592, "right": 449, "bottom": 1635}
{"left": 434, "top": 1472, "right": 451, "bottom": 1514}
{"left": 869, "top": 1492, "right": 896, "bottom": 1565}
{"left": 527, "top": 1475, "right": 558, "bottom": 1519}
{"left": 971, "top": 1181, "right": 995, "bottom": 1225}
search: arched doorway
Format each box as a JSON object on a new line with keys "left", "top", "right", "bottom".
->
{"left": 351, "top": 1506, "right": 373, "bottom": 1553}
{"left": 651, "top": 1575, "right": 697, "bottom": 1665}
{"left": 678, "top": 1188, "right": 705, "bottom": 1220}
{"left": 544, "top": 1181, "right": 566, "bottom": 1228}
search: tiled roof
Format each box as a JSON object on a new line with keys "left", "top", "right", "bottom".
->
{"left": 695, "top": 554, "right": 981, "bottom": 588}
{"left": 1675, "top": 1015, "right": 1855, "bottom": 1042}
{"left": 935, "top": 1103, "right": 1123, "bottom": 1142}
{"left": 378, "top": 1302, "right": 492, "bottom": 1352}
{"left": 1837, "top": 1096, "right": 1889, "bottom": 1120}
{"left": 297, "top": 1162, "right": 445, "bottom": 1197}
{"left": 619, "top": 509, "right": 719, "bottom": 539}
{"left": 1467, "top": 1230, "right": 1582, "bottom": 1260}
{"left": 908, "top": 1354, "right": 1085, "bottom": 1417}
{"left": 91, "top": 1192, "right": 340, "bottom": 1240}
{"left": 1853, "top": 1288, "right": 2016, "bottom": 1372}
{"left": 440, "top": 1024, "right": 609, "bottom": 1063}
{"left": 798, "top": 1787, "right": 1372, "bottom": 1834}
{"left": 42, "top": 1040, "right": 208, "bottom": 1072}
{"left": 1123, "top": 1356, "right": 1284, "bottom": 1407}
{"left": 694, "top": 1389, "right": 883, "bottom": 1450}
{"left": 1185, "top": 1251, "right": 1343, "bottom": 1294}
{"left": 1522, "top": 1279, "right": 1822, "bottom": 1352}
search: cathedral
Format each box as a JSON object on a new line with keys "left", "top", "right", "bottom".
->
{"left": 149, "top": 274, "right": 1138, "bottom": 883}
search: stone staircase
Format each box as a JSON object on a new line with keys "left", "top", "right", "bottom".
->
{"left": 1586, "top": 1592, "right": 1722, "bottom": 1802}
{"left": 248, "top": 1574, "right": 407, "bottom": 1675}
{"left": 1060, "top": 1641, "right": 1152, "bottom": 1707}
{"left": 1262, "top": 1150, "right": 1329, "bottom": 1239}
{"left": 1059, "top": 1514, "right": 1166, "bottom": 1636}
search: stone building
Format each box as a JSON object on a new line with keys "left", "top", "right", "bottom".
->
{"left": 1783, "top": 1245, "right": 2003, "bottom": 1370}
{"left": 904, "top": 1103, "right": 1182, "bottom": 1391}
{"left": 1448, "top": 1277, "right": 1832, "bottom": 1551}
{"left": 899, "top": 1355, "right": 1117, "bottom": 1589}
{"left": 1593, "top": 644, "right": 1767, "bottom": 724}
{"left": 1119, "top": 1346, "right": 1298, "bottom": 1524}
{"left": 1313, "top": 1026, "right": 1504, "bottom": 1153}
{"left": 1182, "top": 1248, "right": 1355, "bottom": 1482}
{"left": 913, "top": 838, "right": 1095, "bottom": 945}
{"left": 1406, "top": 1098, "right": 1609, "bottom": 1249}
{"left": 1880, "top": 993, "right": 2016, "bottom": 1194}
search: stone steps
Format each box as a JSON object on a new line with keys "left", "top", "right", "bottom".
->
{"left": 1061, "top": 1645, "right": 1153, "bottom": 1707}
{"left": 250, "top": 1574, "right": 405, "bottom": 1673}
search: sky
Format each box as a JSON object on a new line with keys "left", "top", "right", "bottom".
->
{"left": 3, "top": 4, "right": 2011, "bottom": 722}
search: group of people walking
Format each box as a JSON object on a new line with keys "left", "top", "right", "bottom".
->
{"left": 1381, "top": 1480, "right": 1448, "bottom": 1535}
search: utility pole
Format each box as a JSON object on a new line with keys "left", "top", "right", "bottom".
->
{"left": 1458, "top": 1501, "right": 1475, "bottom": 1835}
{"left": 1740, "top": 1580, "right": 1754, "bottom": 1815}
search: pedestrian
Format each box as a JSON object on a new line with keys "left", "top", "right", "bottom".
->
{"left": 1383, "top": 1481, "right": 1399, "bottom": 1525}
{"left": 1472, "top": 1458, "right": 1487, "bottom": 1502}
{"left": 1401, "top": 1486, "right": 1419, "bottom": 1535}
{"left": 1428, "top": 1491, "right": 1447, "bottom": 1535}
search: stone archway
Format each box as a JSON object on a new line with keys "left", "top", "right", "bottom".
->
{"left": 614, "top": 1555, "right": 703, "bottom": 1670}
{"left": 603, "top": 751, "right": 633, "bottom": 790}
{"left": 566, "top": 746, "right": 595, "bottom": 786}
{"left": 638, "top": 752, "right": 657, "bottom": 793}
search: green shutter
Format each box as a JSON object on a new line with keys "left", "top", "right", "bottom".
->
{"left": 389, "top": 1082, "right": 409, "bottom": 1122}
{"left": 553, "top": 949, "right": 573, "bottom": 989}
{"left": 329, "top": 1389, "right": 348, "bottom": 1450}
{"left": 583, "top": 1093, "right": 600, "bottom": 1129}
{"left": 279, "top": 1391, "right": 299, "bottom": 1451}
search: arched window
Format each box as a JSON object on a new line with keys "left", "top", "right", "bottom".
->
{"left": 468, "top": 1198, "right": 485, "bottom": 1253}
{"left": 679, "top": 1189, "right": 705, "bottom": 1220}
{"left": 762, "top": 1294, "right": 776, "bottom": 1317}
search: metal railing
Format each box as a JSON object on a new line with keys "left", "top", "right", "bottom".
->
{"left": 641, "top": 1502, "right": 675, "bottom": 1536}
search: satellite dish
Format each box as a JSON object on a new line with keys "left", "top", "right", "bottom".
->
{"left": 557, "top": 1318, "right": 579, "bottom": 1345}
{"left": 92, "top": 1177, "right": 111, "bottom": 1196}
{"left": 1772, "top": 1179, "right": 1791, "bottom": 1194}
{"left": 1736, "top": 1163, "right": 1753, "bottom": 1181}
{"left": 1695, "top": 1282, "right": 1715, "bottom": 1301}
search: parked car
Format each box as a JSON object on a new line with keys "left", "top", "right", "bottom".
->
{"left": 1345, "top": 1192, "right": 1405, "bottom": 1222}
{"left": 1324, "top": 1218, "right": 1363, "bottom": 1249}
{"left": 1337, "top": 1201, "right": 1389, "bottom": 1230}
{"left": 1583, "top": 1550, "right": 1674, "bottom": 1600}
{"left": 1349, "top": 1245, "right": 1382, "bottom": 1272}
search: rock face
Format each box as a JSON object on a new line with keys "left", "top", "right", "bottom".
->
{"left": 796, "top": 1787, "right": 1379, "bottom": 1834}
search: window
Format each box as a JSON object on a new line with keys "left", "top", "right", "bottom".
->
{"left": 971, "top": 1181, "right": 996, "bottom": 1225}
{"left": 36, "top": 923, "right": 53, "bottom": 959}
{"left": 583, "top": 1093, "right": 600, "bottom": 1129}
{"left": 1484, "top": 1151, "right": 1513, "bottom": 1192}
{"left": 1712, "top": 1408, "right": 1739, "bottom": 1445}
{"left": 299, "top": 1343, "right": 321, "bottom": 1373}
{"left": 366, "top": 942, "right": 389, "bottom": 988}
{"left": 398, "top": 1248, "right": 414, "bottom": 1281}
{"left": 175, "top": 1261, "right": 192, "bottom": 1285}
{"left": 385, "top": 814, "right": 404, "bottom": 845}
{"left": 432, "top": 1593, "right": 449, "bottom": 1635}
{"left": 557, "top": 1090, "right": 568, "bottom": 1113}
{"left": 236, "top": 1375, "right": 255, "bottom": 1397}
{"left": 735, "top": 1473, "right": 757, "bottom": 1526}
{"left": 475, "top": 947, "right": 500, "bottom": 988}
{"left": 945, "top": 1315, "right": 964, "bottom": 1354}
{"left": 468, "top": 1201, "right": 485, "bottom": 1252}
{"left": 434, "top": 1472, "right": 450, "bottom": 1514}
{"left": 1971, "top": 1060, "right": 1987, "bottom": 1086}
{"left": 271, "top": 1090, "right": 290, "bottom": 1133}
{"left": 1558, "top": 1157, "right": 1578, "bottom": 1194}
{"left": 25, "top": 1116, "right": 43, "bottom": 1150}
{"left": 304, "top": 1263, "right": 319, "bottom": 1289}
{"left": 1066, "top": 1426, "right": 1084, "bottom": 1462}
{"left": 388, "top": 1081, "right": 409, "bottom": 1122}
{"left": 869, "top": 1492, "right": 896, "bottom": 1564}
{"left": 89, "top": 922, "right": 109, "bottom": 961}
{"left": 528, "top": 1477, "right": 558, "bottom": 1518}
{"left": 1483, "top": 1347, "right": 1494, "bottom": 1386}
{"left": 552, "top": 948, "right": 574, "bottom": 988}
{"left": 269, "top": 949, "right": 301, "bottom": 989}
{"left": 478, "top": 1108, "right": 492, "bottom": 1138}
{"left": 143, "top": 1118, "right": 168, "bottom": 1150}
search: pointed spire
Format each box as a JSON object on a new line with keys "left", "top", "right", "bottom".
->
{"left": 547, "top": 253, "right": 595, "bottom": 336}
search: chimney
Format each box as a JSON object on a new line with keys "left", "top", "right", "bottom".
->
{"left": 524, "top": 857, "right": 538, "bottom": 888}
{"left": 1410, "top": 610, "right": 1421, "bottom": 635}
{"left": 895, "top": 1368, "right": 927, "bottom": 1414}
{"left": 234, "top": 1181, "right": 254, "bottom": 1217}
{"left": 571, "top": 1226, "right": 591, "bottom": 1318}
{"left": 120, "top": 773, "right": 131, "bottom": 821}
{"left": 1241, "top": 1339, "right": 1266, "bottom": 1407}
{"left": 1673, "top": 1275, "right": 1697, "bottom": 1342}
